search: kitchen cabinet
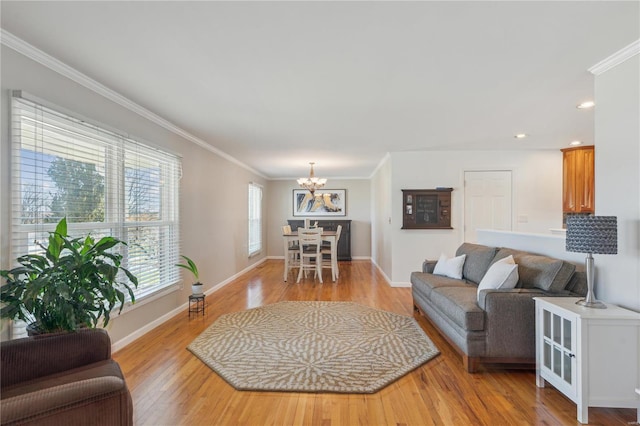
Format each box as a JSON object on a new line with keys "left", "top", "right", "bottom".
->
{"left": 562, "top": 146, "right": 594, "bottom": 214}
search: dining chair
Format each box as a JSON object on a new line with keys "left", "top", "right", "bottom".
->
{"left": 321, "top": 225, "right": 342, "bottom": 280}
{"left": 304, "top": 219, "right": 319, "bottom": 229}
{"left": 297, "top": 229, "right": 323, "bottom": 283}
{"left": 283, "top": 225, "right": 299, "bottom": 280}
{"left": 300, "top": 226, "right": 322, "bottom": 233}
{"left": 297, "top": 227, "right": 323, "bottom": 254}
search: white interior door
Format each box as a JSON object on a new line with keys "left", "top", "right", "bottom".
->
{"left": 464, "top": 170, "right": 513, "bottom": 242}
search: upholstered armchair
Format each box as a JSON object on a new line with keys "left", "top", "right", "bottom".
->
{"left": 1, "top": 328, "right": 133, "bottom": 425}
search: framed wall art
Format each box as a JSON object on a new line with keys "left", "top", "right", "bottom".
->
{"left": 402, "top": 188, "right": 453, "bottom": 229}
{"left": 293, "top": 189, "right": 346, "bottom": 217}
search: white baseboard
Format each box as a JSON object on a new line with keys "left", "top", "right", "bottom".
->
{"left": 370, "top": 258, "right": 411, "bottom": 288}
{"left": 111, "top": 303, "right": 185, "bottom": 353}
{"left": 111, "top": 257, "right": 268, "bottom": 353}
{"left": 370, "top": 258, "right": 391, "bottom": 285}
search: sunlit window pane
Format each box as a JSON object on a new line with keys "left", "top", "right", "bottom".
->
{"left": 11, "top": 93, "right": 181, "bottom": 299}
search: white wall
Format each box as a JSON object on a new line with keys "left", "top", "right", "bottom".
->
{"left": 371, "top": 156, "right": 393, "bottom": 280}
{"left": 594, "top": 53, "right": 640, "bottom": 312}
{"left": 388, "top": 150, "right": 563, "bottom": 285}
{"left": 266, "top": 179, "right": 371, "bottom": 259}
{"left": 0, "top": 46, "right": 268, "bottom": 345}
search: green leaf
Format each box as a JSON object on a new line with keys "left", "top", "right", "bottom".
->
{"left": 123, "top": 268, "right": 138, "bottom": 287}
{"left": 55, "top": 217, "right": 68, "bottom": 237}
{"left": 81, "top": 235, "right": 93, "bottom": 254}
{"left": 93, "top": 237, "right": 120, "bottom": 253}
{"left": 176, "top": 255, "right": 199, "bottom": 280}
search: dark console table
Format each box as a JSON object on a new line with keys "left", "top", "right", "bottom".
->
{"left": 287, "top": 219, "right": 352, "bottom": 261}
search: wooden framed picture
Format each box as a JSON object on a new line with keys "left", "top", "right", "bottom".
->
{"left": 293, "top": 189, "right": 346, "bottom": 217}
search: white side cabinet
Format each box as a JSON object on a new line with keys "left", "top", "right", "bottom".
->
{"left": 535, "top": 297, "right": 640, "bottom": 424}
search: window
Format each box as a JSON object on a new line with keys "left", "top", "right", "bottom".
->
{"left": 10, "top": 92, "right": 181, "bottom": 300}
{"left": 248, "top": 182, "right": 262, "bottom": 256}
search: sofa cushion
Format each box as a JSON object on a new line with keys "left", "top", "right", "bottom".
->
{"left": 411, "top": 271, "right": 469, "bottom": 299}
{"left": 564, "top": 266, "right": 588, "bottom": 296}
{"left": 433, "top": 253, "right": 466, "bottom": 279}
{"left": 456, "top": 243, "right": 498, "bottom": 284}
{"left": 430, "top": 286, "right": 485, "bottom": 331}
{"left": 492, "top": 248, "right": 575, "bottom": 292}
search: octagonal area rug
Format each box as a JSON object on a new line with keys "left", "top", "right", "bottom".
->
{"left": 187, "top": 301, "right": 439, "bottom": 393}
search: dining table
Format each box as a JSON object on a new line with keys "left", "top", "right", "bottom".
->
{"left": 283, "top": 229, "right": 338, "bottom": 282}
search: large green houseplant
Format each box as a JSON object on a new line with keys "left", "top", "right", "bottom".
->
{"left": 0, "top": 218, "right": 138, "bottom": 334}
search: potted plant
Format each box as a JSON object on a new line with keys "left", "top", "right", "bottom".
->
{"left": 0, "top": 218, "right": 138, "bottom": 335}
{"left": 175, "top": 255, "right": 203, "bottom": 295}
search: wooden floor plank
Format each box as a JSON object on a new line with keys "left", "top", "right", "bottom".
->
{"left": 113, "top": 259, "right": 635, "bottom": 425}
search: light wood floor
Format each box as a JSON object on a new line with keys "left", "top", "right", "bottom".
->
{"left": 113, "top": 260, "right": 635, "bottom": 425}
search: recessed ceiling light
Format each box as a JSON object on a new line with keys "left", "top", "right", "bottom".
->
{"left": 570, "top": 140, "right": 582, "bottom": 146}
{"left": 514, "top": 133, "right": 527, "bottom": 139}
{"left": 577, "top": 101, "right": 595, "bottom": 109}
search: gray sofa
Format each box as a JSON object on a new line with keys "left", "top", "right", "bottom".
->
{"left": 411, "top": 242, "right": 587, "bottom": 373}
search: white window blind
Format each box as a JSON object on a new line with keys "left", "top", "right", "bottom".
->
{"left": 10, "top": 93, "right": 181, "bottom": 299}
{"left": 248, "top": 182, "right": 262, "bottom": 256}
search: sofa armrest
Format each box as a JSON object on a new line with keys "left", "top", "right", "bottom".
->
{"left": 422, "top": 260, "right": 437, "bottom": 273}
{"left": 1, "top": 376, "right": 130, "bottom": 425}
{"left": 1, "top": 328, "right": 112, "bottom": 388}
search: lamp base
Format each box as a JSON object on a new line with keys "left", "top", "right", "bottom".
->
{"left": 576, "top": 253, "right": 607, "bottom": 309}
{"left": 575, "top": 298, "right": 607, "bottom": 309}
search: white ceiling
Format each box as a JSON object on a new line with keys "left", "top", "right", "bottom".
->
{"left": 1, "top": 1, "right": 638, "bottom": 179}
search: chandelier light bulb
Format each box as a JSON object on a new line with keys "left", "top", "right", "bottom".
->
{"left": 577, "top": 101, "right": 595, "bottom": 109}
{"left": 297, "top": 162, "right": 327, "bottom": 195}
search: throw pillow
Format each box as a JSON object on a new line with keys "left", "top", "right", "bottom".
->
{"left": 496, "top": 254, "right": 515, "bottom": 265}
{"left": 433, "top": 253, "right": 466, "bottom": 280}
{"left": 476, "top": 259, "right": 519, "bottom": 301}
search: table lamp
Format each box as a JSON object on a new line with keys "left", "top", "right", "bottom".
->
{"left": 565, "top": 215, "right": 617, "bottom": 309}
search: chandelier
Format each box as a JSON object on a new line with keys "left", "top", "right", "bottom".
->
{"left": 297, "top": 162, "right": 327, "bottom": 195}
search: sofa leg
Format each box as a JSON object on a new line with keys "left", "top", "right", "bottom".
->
{"left": 464, "top": 355, "right": 480, "bottom": 373}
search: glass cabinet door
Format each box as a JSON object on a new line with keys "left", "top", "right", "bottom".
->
{"left": 541, "top": 307, "right": 575, "bottom": 388}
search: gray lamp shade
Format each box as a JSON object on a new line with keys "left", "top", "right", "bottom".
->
{"left": 566, "top": 216, "right": 618, "bottom": 255}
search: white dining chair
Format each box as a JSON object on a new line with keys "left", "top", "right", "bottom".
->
{"left": 282, "top": 225, "right": 299, "bottom": 281}
{"left": 297, "top": 229, "right": 323, "bottom": 283}
{"left": 321, "top": 225, "right": 341, "bottom": 280}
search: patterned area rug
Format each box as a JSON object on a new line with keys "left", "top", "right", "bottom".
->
{"left": 187, "top": 301, "right": 439, "bottom": 393}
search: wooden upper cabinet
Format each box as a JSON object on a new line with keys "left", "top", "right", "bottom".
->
{"left": 561, "top": 146, "right": 594, "bottom": 213}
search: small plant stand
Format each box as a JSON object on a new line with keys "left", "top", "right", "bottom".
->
{"left": 188, "top": 294, "right": 205, "bottom": 318}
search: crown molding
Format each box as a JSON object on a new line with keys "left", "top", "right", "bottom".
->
{"left": 589, "top": 39, "right": 640, "bottom": 76}
{"left": 0, "top": 29, "right": 267, "bottom": 179}
{"left": 369, "top": 152, "right": 391, "bottom": 179}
